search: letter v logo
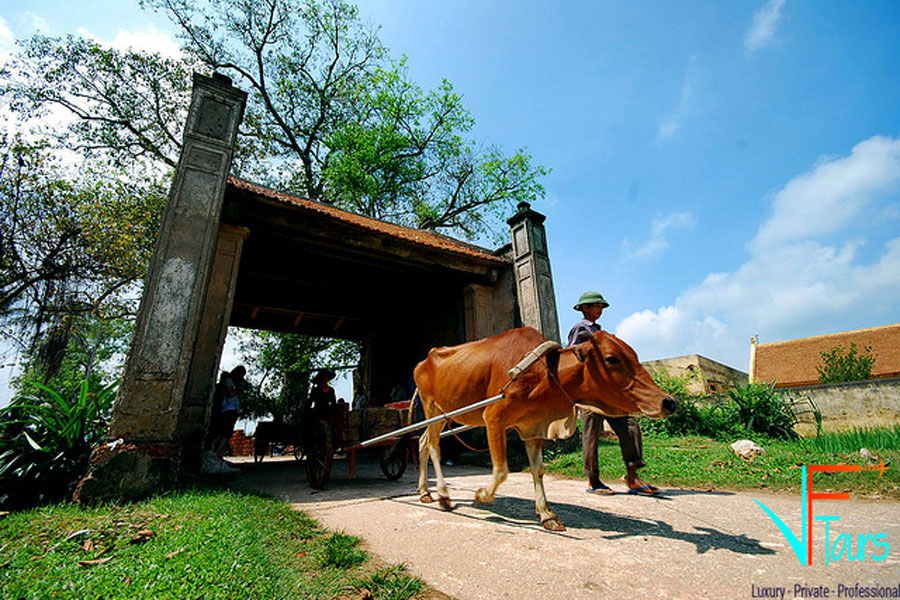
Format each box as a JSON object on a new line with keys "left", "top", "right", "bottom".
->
{"left": 753, "top": 465, "right": 809, "bottom": 565}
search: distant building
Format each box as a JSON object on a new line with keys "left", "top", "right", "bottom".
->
{"left": 749, "top": 323, "right": 900, "bottom": 389}
{"left": 642, "top": 354, "right": 748, "bottom": 396}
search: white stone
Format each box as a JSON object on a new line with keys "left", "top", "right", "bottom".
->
{"left": 729, "top": 439, "right": 765, "bottom": 459}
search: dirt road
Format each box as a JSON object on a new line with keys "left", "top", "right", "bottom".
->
{"left": 236, "top": 457, "right": 899, "bottom": 600}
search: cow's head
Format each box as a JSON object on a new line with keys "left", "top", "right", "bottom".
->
{"left": 572, "top": 331, "right": 677, "bottom": 419}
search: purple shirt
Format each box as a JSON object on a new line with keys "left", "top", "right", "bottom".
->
{"left": 567, "top": 318, "right": 601, "bottom": 347}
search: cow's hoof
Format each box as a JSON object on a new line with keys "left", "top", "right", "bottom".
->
{"left": 419, "top": 493, "right": 435, "bottom": 504}
{"left": 475, "top": 488, "right": 493, "bottom": 503}
{"left": 438, "top": 496, "right": 455, "bottom": 511}
{"left": 540, "top": 517, "right": 566, "bottom": 532}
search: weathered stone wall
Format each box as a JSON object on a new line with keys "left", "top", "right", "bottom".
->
{"left": 643, "top": 354, "right": 748, "bottom": 395}
{"left": 785, "top": 377, "right": 900, "bottom": 436}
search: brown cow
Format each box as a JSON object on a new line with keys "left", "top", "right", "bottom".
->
{"left": 413, "top": 326, "right": 677, "bottom": 531}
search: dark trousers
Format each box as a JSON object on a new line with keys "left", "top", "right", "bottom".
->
{"left": 581, "top": 411, "right": 645, "bottom": 482}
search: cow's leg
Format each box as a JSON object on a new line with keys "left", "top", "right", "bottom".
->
{"left": 524, "top": 438, "right": 565, "bottom": 531}
{"left": 418, "top": 422, "right": 453, "bottom": 510}
{"left": 475, "top": 423, "right": 508, "bottom": 503}
{"left": 417, "top": 426, "right": 433, "bottom": 503}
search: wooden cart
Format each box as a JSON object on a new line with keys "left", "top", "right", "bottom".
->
{"left": 303, "top": 400, "right": 416, "bottom": 489}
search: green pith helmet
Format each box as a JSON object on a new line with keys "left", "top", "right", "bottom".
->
{"left": 574, "top": 291, "right": 609, "bottom": 311}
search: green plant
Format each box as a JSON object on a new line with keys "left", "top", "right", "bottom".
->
{"left": 0, "top": 487, "right": 427, "bottom": 599}
{"left": 323, "top": 532, "right": 367, "bottom": 569}
{"left": 806, "top": 425, "right": 900, "bottom": 453}
{"left": 0, "top": 378, "right": 116, "bottom": 509}
{"left": 728, "top": 382, "right": 799, "bottom": 440}
{"left": 816, "top": 343, "right": 876, "bottom": 384}
{"left": 355, "top": 564, "right": 425, "bottom": 600}
{"left": 544, "top": 434, "right": 900, "bottom": 498}
{"left": 641, "top": 369, "right": 740, "bottom": 440}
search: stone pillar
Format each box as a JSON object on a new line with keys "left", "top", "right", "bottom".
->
{"left": 74, "top": 74, "right": 246, "bottom": 503}
{"left": 179, "top": 224, "right": 250, "bottom": 473}
{"left": 507, "top": 201, "right": 560, "bottom": 343}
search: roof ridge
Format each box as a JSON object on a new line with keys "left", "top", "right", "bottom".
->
{"left": 756, "top": 322, "right": 900, "bottom": 348}
{"left": 226, "top": 175, "right": 508, "bottom": 265}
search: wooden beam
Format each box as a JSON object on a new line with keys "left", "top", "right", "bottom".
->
{"left": 293, "top": 313, "right": 304, "bottom": 327}
{"left": 250, "top": 306, "right": 259, "bottom": 320}
{"left": 333, "top": 317, "right": 345, "bottom": 332}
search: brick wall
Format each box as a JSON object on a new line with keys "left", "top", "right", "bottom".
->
{"left": 751, "top": 323, "right": 900, "bottom": 388}
{"left": 225, "top": 429, "right": 255, "bottom": 456}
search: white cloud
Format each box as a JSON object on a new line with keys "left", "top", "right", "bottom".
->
{"left": 77, "top": 26, "right": 182, "bottom": 60}
{"left": 26, "top": 12, "right": 50, "bottom": 34}
{"left": 745, "top": 0, "right": 786, "bottom": 54}
{"left": 615, "top": 135, "right": 900, "bottom": 371}
{"left": 656, "top": 57, "right": 700, "bottom": 143}
{"left": 0, "top": 16, "right": 15, "bottom": 65}
{"left": 751, "top": 136, "right": 900, "bottom": 252}
{"left": 622, "top": 211, "right": 696, "bottom": 260}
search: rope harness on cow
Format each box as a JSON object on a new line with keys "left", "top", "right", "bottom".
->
{"left": 426, "top": 340, "right": 580, "bottom": 452}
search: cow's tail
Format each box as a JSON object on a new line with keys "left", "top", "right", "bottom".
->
{"left": 407, "top": 387, "right": 420, "bottom": 426}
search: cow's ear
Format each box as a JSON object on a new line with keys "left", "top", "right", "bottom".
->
{"left": 545, "top": 348, "right": 560, "bottom": 377}
{"left": 574, "top": 345, "right": 589, "bottom": 362}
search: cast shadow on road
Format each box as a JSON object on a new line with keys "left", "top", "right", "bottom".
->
{"left": 469, "top": 495, "right": 775, "bottom": 557}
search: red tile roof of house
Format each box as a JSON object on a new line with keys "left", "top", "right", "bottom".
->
{"left": 227, "top": 176, "right": 508, "bottom": 265}
{"left": 751, "top": 322, "right": 900, "bottom": 388}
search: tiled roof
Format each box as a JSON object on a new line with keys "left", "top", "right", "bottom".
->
{"left": 751, "top": 322, "right": 900, "bottom": 387}
{"left": 227, "top": 176, "right": 508, "bottom": 265}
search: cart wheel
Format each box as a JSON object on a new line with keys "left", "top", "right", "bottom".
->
{"left": 254, "top": 439, "right": 268, "bottom": 463}
{"left": 379, "top": 441, "right": 408, "bottom": 481}
{"left": 305, "top": 420, "right": 333, "bottom": 489}
{"left": 292, "top": 445, "right": 302, "bottom": 461}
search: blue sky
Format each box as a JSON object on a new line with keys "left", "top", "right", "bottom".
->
{"left": 1, "top": 0, "right": 899, "bottom": 383}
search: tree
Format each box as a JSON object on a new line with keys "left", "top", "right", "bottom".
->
{"left": 0, "top": 135, "right": 165, "bottom": 380}
{"left": 1, "top": 0, "right": 547, "bottom": 392}
{"left": 817, "top": 343, "right": 876, "bottom": 384}
{"left": 2, "top": 35, "right": 194, "bottom": 170}
{"left": 234, "top": 330, "right": 359, "bottom": 422}
{"left": 4, "top": 0, "right": 547, "bottom": 241}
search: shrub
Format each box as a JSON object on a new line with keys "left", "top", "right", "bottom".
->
{"left": 0, "top": 378, "right": 116, "bottom": 509}
{"left": 817, "top": 343, "right": 876, "bottom": 384}
{"left": 728, "top": 382, "right": 799, "bottom": 440}
{"left": 642, "top": 370, "right": 800, "bottom": 441}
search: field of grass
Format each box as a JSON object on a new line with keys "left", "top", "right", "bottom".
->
{"left": 0, "top": 487, "right": 425, "bottom": 600}
{"left": 544, "top": 432, "right": 900, "bottom": 498}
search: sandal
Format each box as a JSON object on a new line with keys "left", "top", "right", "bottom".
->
{"left": 586, "top": 484, "right": 615, "bottom": 496}
{"left": 627, "top": 484, "right": 659, "bottom": 496}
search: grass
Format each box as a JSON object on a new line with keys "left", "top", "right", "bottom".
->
{"left": 0, "top": 487, "right": 425, "bottom": 600}
{"left": 805, "top": 424, "right": 900, "bottom": 454}
{"left": 544, "top": 431, "right": 900, "bottom": 498}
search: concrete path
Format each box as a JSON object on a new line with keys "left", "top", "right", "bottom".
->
{"left": 234, "top": 456, "right": 899, "bottom": 600}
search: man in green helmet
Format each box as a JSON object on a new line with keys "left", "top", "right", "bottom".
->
{"left": 568, "top": 292, "right": 659, "bottom": 496}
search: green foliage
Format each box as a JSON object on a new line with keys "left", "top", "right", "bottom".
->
{"left": 235, "top": 330, "right": 360, "bottom": 422}
{"left": 2, "top": 34, "right": 194, "bottom": 169}
{"left": 641, "top": 370, "right": 800, "bottom": 441}
{"left": 544, "top": 434, "right": 900, "bottom": 498}
{"left": 323, "top": 532, "right": 367, "bottom": 569}
{"left": 4, "top": 0, "right": 547, "bottom": 242}
{"left": 0, "top": 378, "right": 117, "bottom": 509}
{"left": 727, "top": 382, "right": 800, "bottom": 441}
{"left": 0, "top": 135, "right": 165, "bottom": 382}
{"left": 16, "top": 317, "right": 132, "bottom": 398}
{"left": 816, "top": 342, "right": 877, "bottom": 384}
{"left": 641, "top": 369, "right": 741, "bottom": 440}
{"left": 0, "top": 487, "right": 426, "bottom": 599}
{"left": 805, "top": 425, "right": 900, "bottom": 453}
{"left": 354, "top": 565, "right": 425, "bottom": 600}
